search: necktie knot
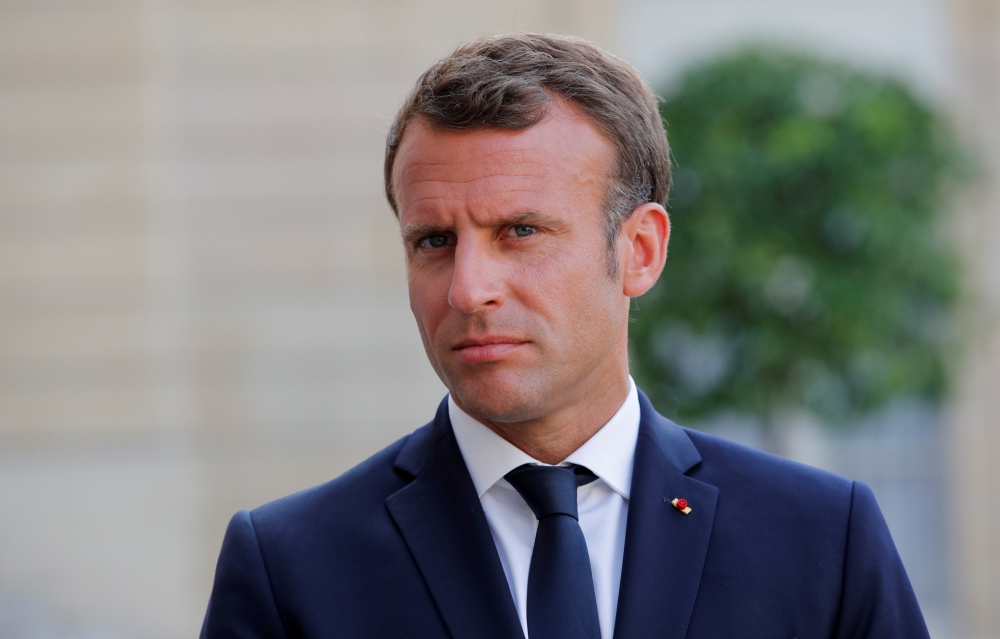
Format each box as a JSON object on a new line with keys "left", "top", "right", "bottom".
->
{"left": 504, "top": 464, "right": 596, "bottom": 521}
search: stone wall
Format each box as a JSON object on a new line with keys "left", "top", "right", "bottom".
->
{"left": 0, "top": 2, "right": 614, "bottom": 637}
{"left": 948, "top": 0, "right": 1000, "bottom": 635}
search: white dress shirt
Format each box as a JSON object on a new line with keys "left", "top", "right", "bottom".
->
{"left": 450, "top": 378, "right": 640, "bottom": 639}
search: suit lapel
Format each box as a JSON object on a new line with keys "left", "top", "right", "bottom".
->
{"left": 386, "top": 399, "right": 525, "bottom": 639}
{"left": 613, "top": 391, "right": 719, "bottom": 639}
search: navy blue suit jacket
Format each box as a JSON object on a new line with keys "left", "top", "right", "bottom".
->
{"left": 201, "top": 391, "right": 928, "bottom": 638}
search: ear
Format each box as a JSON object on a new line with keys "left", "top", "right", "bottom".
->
{"left": 618, "top": 203, "right": 670, "bottom": 297}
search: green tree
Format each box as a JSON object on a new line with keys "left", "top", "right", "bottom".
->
{"left": 629, "top": 48, "right": 961, "bottom": 427}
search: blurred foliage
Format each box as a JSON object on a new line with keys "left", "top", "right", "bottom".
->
{"left": 630, "top": 48, "right": 962, "bottom": 427}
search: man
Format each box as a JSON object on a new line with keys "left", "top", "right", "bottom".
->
{"left": 201, "top": 33, "right": 928, "bottom": 639}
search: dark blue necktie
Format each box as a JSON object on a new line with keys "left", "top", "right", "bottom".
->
{"left": 504, "top": 464, "right": 601, "bottom": 639}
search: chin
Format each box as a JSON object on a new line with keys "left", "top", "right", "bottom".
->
{"left": 447, "top": 372, "right": 546, "bottom": 424}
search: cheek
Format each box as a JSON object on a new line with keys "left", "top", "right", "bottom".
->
{"left": 514, "top": 237, "right": 617, "bottom": 324}
{"left": 407, "top": 271, "right": 448, "bottom": 336}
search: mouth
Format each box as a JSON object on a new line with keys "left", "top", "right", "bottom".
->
{"left": 452, "top": 336, "right": 529, "bottom": 364}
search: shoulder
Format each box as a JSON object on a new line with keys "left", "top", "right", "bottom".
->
{"left": 246, "top": 421, "right": 435, "bottom": 543}
{"left": 683, "top": 426, "right": 854, "bottom": 521}
{"left": 638, "top": 389, "right": 853, "bottom": 511}
{"left": 237, "top": 396, "right": 451, "bottom": 557}
{"left": 679, "top": 427, "right": 859, "bottom": 613}
{"left": 685, "top": 427, "right": 853, "bottom": 491}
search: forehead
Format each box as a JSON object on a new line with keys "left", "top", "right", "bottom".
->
{"left": 392, "top": 102, "right": 614, "bottom": 219}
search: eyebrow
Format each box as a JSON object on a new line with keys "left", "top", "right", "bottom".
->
{"left": 504, "top": 210, "right": 561, "bottom": 228}
{"left": 400, "top": 222, "right": 445, "bottom": 246}
{"left": 400, "top": 210, "right": 563, "bottom": 246}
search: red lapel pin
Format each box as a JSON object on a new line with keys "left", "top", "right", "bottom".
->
{"left": 671, "top": 498, "right": 692, "bottom": 515}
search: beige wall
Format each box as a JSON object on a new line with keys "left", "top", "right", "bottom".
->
{"left": 0, "top": 2, "right": 614, "bottom": 637}
{"left": 949, "top": 0, "right": 1000, "bottom": 636}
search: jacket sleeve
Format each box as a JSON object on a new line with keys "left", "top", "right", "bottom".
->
{"left": 201, "top": 510, "right": 288, "bottom": 639}
{"left": 833, "top": 481, "right": 930, "bottom": 639}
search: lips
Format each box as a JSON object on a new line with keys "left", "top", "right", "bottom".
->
{"left": 452, "top": 336, "right": 528, "bottom": 364}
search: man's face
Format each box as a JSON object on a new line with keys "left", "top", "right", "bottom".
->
{"left": 393, "top": 102, "right": 631, "bottom": 423}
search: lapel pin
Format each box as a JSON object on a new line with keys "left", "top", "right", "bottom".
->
{"left": 671, "top": 498, "right": 692, "bottom": 515}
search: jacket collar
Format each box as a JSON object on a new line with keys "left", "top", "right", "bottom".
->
{"left": 387, "top": 398, "right": 526, "bottom": 639}
{"left": 388, "top": 390, "right": 718, "bottom": 639}
{"left": 612, "top": 390, "right": 718, "bottom": 639}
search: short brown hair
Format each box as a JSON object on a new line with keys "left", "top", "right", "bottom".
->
{"left": 383, "top": 33, "right": 671, "bottom": 273}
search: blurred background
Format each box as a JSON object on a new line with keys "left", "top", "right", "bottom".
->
{"left": 1, "top": 1, "right": 998, "bottom": 638}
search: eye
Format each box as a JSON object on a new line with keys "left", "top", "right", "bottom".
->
{"left": 418, "top": 234, "right": 453, "bottom": 249}
{"left": 508, "top": 225, "right": 537, "bottom": 238}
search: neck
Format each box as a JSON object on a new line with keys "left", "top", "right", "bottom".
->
{"left": 462, "top": 372, "right": 631, "bottom": 465}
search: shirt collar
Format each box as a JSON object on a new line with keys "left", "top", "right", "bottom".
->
{"left": 449, "top": 377, "right": 640, "bottom": 500}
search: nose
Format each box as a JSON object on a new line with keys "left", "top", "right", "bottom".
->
{"left": 448, "top": 236, "right": 504, "bottom": 313}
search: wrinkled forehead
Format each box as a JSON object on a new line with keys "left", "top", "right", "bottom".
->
{"left": 397, "top": 121, "right": 550, "bottom": 181}
{"left": 392, "top": 106, "right": 616, "bottom": 216}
